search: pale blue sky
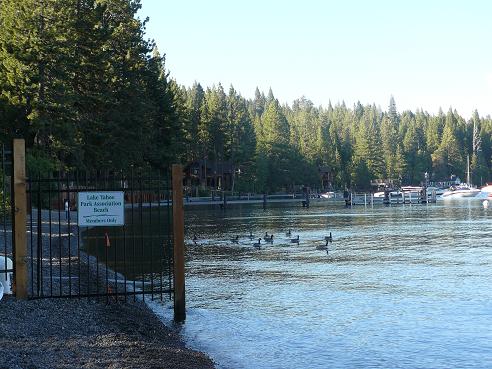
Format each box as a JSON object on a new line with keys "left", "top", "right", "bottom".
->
{"left": 139, "top": 0, "right": 492, "bottom": 118}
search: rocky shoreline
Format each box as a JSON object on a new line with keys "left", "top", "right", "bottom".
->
{"left": 0, "top": 296, "right": 216, "bottom": 369}
{"left": 0, "top": 211, "right": 216, "bottom": 369}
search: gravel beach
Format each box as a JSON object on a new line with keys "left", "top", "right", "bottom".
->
{"left": 0, "top": 297, "right": 215, "bottom": 369}
{"left": 0, "top": 210, "right": 216, "bottom": 369}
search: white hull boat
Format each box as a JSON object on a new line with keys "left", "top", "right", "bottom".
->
{"left": 478, "top": 185, "right": 492, "bottom": 199}
{"left": 320, "top": 192, "right": 335, "bottom": 199}
{"left": 441, "top": 155, "right": 480, "bottom": 199}
{"left": 441, "top": 184, "right": 480, "bottom": 199}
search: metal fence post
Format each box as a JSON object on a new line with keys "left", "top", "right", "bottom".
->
{"left": 12, "top": 139, "right": 27, "bottom": 299}
{"left": 172, "top": 164, "right": 185, "bottom": 322}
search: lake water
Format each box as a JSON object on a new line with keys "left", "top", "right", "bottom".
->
{"left": 158, "top": 200, "right": 492, "bottom": 369}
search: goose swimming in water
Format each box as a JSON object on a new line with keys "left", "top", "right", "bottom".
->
{"left": 316, "top": 239, "right": 330, "bottom": 251}
{"left": 265, "top": 234, "right": 274, "bottom": 243}
{"left": 248, "top": 231, "right": 254, "bottom": 240}
{"left": 324, "top": 232, "right": 333, "bottom": 243}
{"left": 290, "top": 235, "right": 300, "bottom": 243}
{"left": 192, "top": 234, "right": 198, "bottom": 245}
{"left": 230, "top": 235, "right": 239, "bottom": 243}
{"left": 253, "top": 238, "right": 262, "bottom": 248}
{"left": 286, "top": 229, "right": 292, "bottom": 237}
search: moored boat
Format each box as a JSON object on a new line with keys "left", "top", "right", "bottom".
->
{"left": 441, "top": 183, "right": 480, "bottom": 199}
{"left": 373, "top": 190, "right": 401, "bottom": 198}
{"left": 441, "top": 155, "right": 480, "bottom": 199}
{"left": 479, "top": 184, "right": 492, "bottom": 198}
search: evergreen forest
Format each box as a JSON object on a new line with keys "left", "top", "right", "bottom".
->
{"left": 1, "top": 0, "right": 491, "bottom": 191}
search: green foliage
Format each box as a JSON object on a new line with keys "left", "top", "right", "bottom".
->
{"left": 26, "top": 149, "right": 59, "bottom": 175}
{"left": 0, "top": 0, "right": 185, "bottom": 170}
{"left": 431, "top": 109, "right": 464, "bottom": 179}
{"left": 185, "top": 82, "right": 205, "bottom": 161}
{"left": 0, "top": 165, "right": 11, "bottom": 217}
{"left": 199, "top": 84, "right": 228, "bottom": 162}
{"left": 1, "top": 1, "right": 491, "bottom": 191}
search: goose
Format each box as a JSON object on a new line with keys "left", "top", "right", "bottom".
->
{"left": 285, "top": 229, "right": 292, "bottom": 237}
{"left": 316, "top": 239, "right": 330, "bottom": 250}
{"left": 264, "top": 232, "right": 269, "bottom": 238}
{"left": 265, "top": 234, "right": 274, "bottom": 243}
{"left": 230, "top": 235, "right": 239, "bottom": 243}
{"left": 290, "top": 235, "right": 300, "bottom": 243}
{"left": 324, "top": 232, "right": 333, "bottom": 243}
{"left": 253, "top": 238, "right": 262, "bottom": 248}
{"left": 248, "top": 231, "right": 254, "bottom": 240}
{"left": 192, "top": 234, "right": 198, "bottom": 245}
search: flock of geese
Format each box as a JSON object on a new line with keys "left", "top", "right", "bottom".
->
{"left": 193, "top": 230, "right": 334, "bottom": 254}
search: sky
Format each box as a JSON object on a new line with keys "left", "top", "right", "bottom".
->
{"left": 138, "top": 0, "right": 492, "bottom": 118}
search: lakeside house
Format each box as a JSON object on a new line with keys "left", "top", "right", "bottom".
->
{"left": 428, "top": 175, "right": 461, "bottom": 189}
{"left": 184, "top": 160, "right": 234, "bottom": 191}
{"left": 184, "top": 161, "right": 336, "bottom": 193}
{"left": 369, "top": 175, "right": 462, "bottom": 191}
{"left": 318, "top": 165, "right": 334, "bottom": 190}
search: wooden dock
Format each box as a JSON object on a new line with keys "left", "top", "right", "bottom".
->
{"left": 128, "top": 190, "right": 437, "bottom": 208}
{"left": 348, "top": 190, "right": 437, "bottom": 206}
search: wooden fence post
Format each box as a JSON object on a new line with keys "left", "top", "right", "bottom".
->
{"left": 12, "top": 139, "right": 27, "bottom": 299}
{"left": 172, "top": 164, "right": 185, "bottom": 322}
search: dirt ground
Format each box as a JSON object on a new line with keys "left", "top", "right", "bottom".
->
{"left": 0, "top": 296, "right": 216, "bottom": 369}
{"left": 0, "top": 209, "right": 216, "bottom": 369}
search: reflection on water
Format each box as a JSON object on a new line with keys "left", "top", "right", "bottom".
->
{"left": 83, "top": 208, "right": 172, "bottom": 281}
{"left": 169, "top": 201, "right": 492, "bottom": 369}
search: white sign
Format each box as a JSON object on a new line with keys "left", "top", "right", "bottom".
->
{"left": 78, "top": 192, "right": 124, "bottom": 227}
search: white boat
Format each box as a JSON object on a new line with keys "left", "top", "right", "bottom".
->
{"left": 401, "top": 186, "right": 422, "bottom": 192}
{"left": 401, "top": 186, "right": 423, "bottom": 198}
{"left": 373, "top": 190, "right": 401, "bottom": 198}
{"left": 441, "top": 156, "right": 480, "bottom": 199}
{"left": 441, "top": 183, "right": 480, "bottom": 199}
{"left": 479, "top": 184, "right": 492, "bottom": 199}
{"left": 400, "top": 186, "right": 442, "bottom": 201}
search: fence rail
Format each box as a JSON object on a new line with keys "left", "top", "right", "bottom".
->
{"left": 0, "top": 144, "right": 13, "bottom": 298}
{"left": 1, "top": 140, "right": 185, "bottom": 320}
{"left": 26, "top": 170, "right": 174, "bottom": 302}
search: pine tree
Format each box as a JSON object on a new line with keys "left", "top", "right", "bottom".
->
{"left": 426, "top": 108, "right": 445, "bottom": 153}
{"left": 185, "top": 82, "right": 205, "bottom": 161}
{"left": 388, "top": 95, "right": 399, "bottom": 125}
{"left": 226, "top": 86, "right": 256, "bottom": 191}
{"left": 403, "top": 123, "right": 419, "bottom": 183}
{"left": 363, "top": 105, "right": 385, "bottom": 179}
{"left": 266, "top": 88, "right": 275, "bottom": 105}
{"left": 142, "top": 48, "right": 186, "bottom": 168}
{"left": 167, "top": 79, "right": 189, "bottom": 162}
{"left": 470, "top": 110, "right": 487, "bottom": 185}
{"left": 199, "top": 84, "right": 228, "bottom": 189}
{"left": 252, "top": 87, "right": 266, "bottom": 118}
{"left": 261, "top": 100, "right": 289, "bottom": 146}
{"left": 381, "top": 115, "right": 399, "bottom": 179}
{"left": 432, "top": 109, "right": 464, "bottom": 179}
{"left": 257, "top": 100, "right": 294, "bottom": 190}
{"left": 0, "top": 0, "right": 169, "bottom": 169}
{"left": 0, "top": 0, "right": 76, "bottom": 159}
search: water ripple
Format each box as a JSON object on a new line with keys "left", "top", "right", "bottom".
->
{"left": 168, "top": 202, "right": 492, "bottom": 369}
